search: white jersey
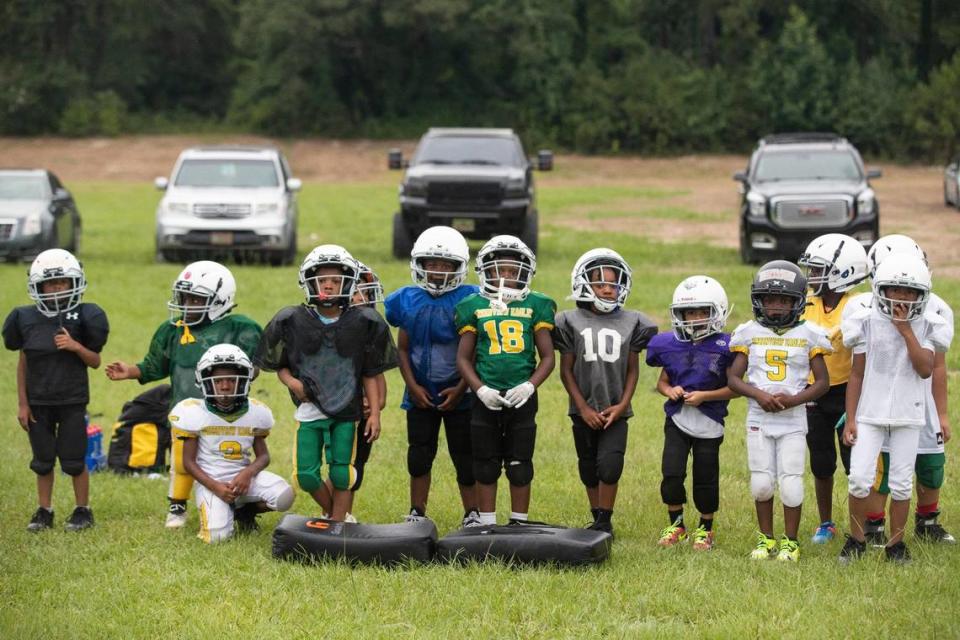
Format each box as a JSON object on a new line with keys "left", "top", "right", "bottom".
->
{"left": 730, "top": 320, "right": 832, "bottom": 437}
{"left": 842, "top": 295, "right": 951, "bottom": 429}
{"left": 169, "top": 398, "right": 274, "bottom": 483}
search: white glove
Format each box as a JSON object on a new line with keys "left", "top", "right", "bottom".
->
{"left": 503, "top": 381, "right": 535, "bottom": 408}
{"left": 477, "top": 385, "right": 508, "bottom": 411}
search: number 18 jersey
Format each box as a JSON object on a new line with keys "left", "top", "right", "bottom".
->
{"left": 455, "top": 291, "right": 556, "bottom": 391}
{"left": 730, "top": 320, "right": 832, "bottom": 436}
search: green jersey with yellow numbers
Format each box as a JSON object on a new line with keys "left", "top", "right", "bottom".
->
{"left": 455, "top": 291, "right": 556, "bottom": 391}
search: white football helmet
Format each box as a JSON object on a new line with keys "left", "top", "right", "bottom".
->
{"left": 872, "top": 254, "right": 931, "bottom": 321}
{"left": 410, "top": 226, "right": 469, "bottom": 296}
{"left": 670, "top": 275, "right": 731, "bottom": 341}
{"left": 298, "top": 244, "right": 359, "bottom": 308}
{"left": 867, "top": 234, "right": 926, "bottom": 279}
{"left": 475, "top": 235, "right": 536, "bottom": 303}
{"left": 167, "top": 261, "right": 236, "bottom": 326}
{"left": 798, "top": 233, "right": 869, "bottom": 294}
{"left": 27, "top": 249, "right": 87, "bottom": 317}
{"left": 195, "top": 344, "right": 254, "bottom": 411}
{"left": 352, "top": 261, "right": 384, "bottom": 307}
{"left": 568, "top": 248, "right": 632, "bottom": 313}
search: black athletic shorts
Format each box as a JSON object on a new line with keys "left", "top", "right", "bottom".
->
{"left": 470, "top": 391, "right": 538, "bottom": 467}
{"left": 27, "top": 403, "right": 87, "bottom": 475}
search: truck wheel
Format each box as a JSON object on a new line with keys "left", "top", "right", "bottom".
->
{"left": 521, "top": 211, "right": 539, "bottom": 254}
{"left": 739, "top": 225, "right": 756, "bottom": 264}
{"left": 392, "top": 212, "right": 413, "bottom": 259}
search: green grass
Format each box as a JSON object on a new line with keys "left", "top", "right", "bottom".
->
{"left": 2, "top": 181, "right": 959, "bottom": 639}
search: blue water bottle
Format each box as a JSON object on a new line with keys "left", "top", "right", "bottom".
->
{"left": 85, "top": 423, "right": 107, "bottom": 472}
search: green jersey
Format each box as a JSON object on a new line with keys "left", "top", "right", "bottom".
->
{"left": 137, "top": 314, "right": 262, "bottom": 408}
{"left": 455, "top": 291, "right": 556, "bottom": 391}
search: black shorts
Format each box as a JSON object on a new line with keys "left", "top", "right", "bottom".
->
{"left": 407, "top": 406, "right": 474, "bottom": 484}
{"left": 27, "top": 404, "right": 87, "bottom": 475}
{"left": 352, "top": 418, "right": 374, "bottom": 491}
{"left": 571, "top": 415, "right": 628, "bottom": 486}
{"left": 806, "top": 383, "right": 850, "bottom": 477}
{"left": 470, "top": 391, "right": 538, "bottom": 468}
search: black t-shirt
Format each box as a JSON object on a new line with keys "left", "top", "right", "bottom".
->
{"left": 255, "top": 304, "right": 397, "bottom": 420}
{"left": 2, "top": 303, "right": 110, "bottom": 406}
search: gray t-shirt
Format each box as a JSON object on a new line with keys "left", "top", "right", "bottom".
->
{"left": 553, "top": 307, "right": 658, "bottom": 417}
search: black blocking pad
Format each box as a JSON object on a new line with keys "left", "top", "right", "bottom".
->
{"left": 271, "top": 514, "right": 438, "bottom": 565}
{"left": 437, "top": 523, "right": 613, "bottom": 566}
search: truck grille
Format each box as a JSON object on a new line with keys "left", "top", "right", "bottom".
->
{"left": 772, "top": 198, "right": 851, "bottom": 228}
{"left": 427, "top": 182, "right": 503, "bottom": 207}
{"left": 0, "top": 223, "right": 14, "bottom": 240}
{"left": 192, "top": 203, "right": 252, "bottom": 218}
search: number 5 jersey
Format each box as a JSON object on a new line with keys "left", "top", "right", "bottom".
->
{"left": 553, "top": 307, "right": 658, "bottom": 417}
{"left": 730, "top": 320, "right": 832, "bottom": 436}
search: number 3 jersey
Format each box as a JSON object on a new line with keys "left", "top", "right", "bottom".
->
{"left": 169, "top": 398, "right": 273, "bottom": 482}
{"left": 730, "top": 320, "right": 832, "bottom": 436}
{"left": 553, "top": 308, "right": 658, "bottom": 417}
{"left": 455, "top": 291, "right": 557, "bottom": 391}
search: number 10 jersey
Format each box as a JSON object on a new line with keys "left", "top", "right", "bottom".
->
{"left": 553, "top": 307, "right": 658, "bottom": 417}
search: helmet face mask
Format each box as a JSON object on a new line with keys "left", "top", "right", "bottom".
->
{"left": 872, "top": 254, "right": 931, "bottom": 321}
{"left": 167, "top": 261, "right": 236, "bottom": 327}
{"left": 750, "top": 261, "right": 808, "bottom": 329}
{"left": 476, "top": 235, "right": 536, "bottom": 303}
{"left": 410, "top": 226, "right": 469, "bottom": 296}
{"left": 298, "top": 245, "right": 359, "bottom": 309}
{"left": 351, "top": 262, "right": 384, "bottom": 308}
{"left": 27, "top": 249, "right": 86, "bottom": 318}
{"left": 195, "top": 344, "right": 253, "bottom": 413}
{"left": 669, "top": 275, "right": 730, "bottom": 341}
{"left": 798, "top": 233, "right": 868, "bottom": 295}
{"left": 569, "top": 248, "right": 632, "bottom": 313}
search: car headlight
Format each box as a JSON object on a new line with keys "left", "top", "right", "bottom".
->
{"left": 856, "top": 188, "right": 875, "bottom": 215}
{"left": 256, "top": 202, "right": 280, "bottom": 214}
{"left": 504, "top": 177, "right": 527, "bottom": 198}
{"left": 165, "top": 201, "right": 189, "bottom": 214}
{"left": 747, "top": 192, "right": 766, "bottom": 217}
{"left": 403, "top": 178, "right": 427, "bottom": 198}
{"left": 21, "top": 213, "right": 42, "bottom": 236}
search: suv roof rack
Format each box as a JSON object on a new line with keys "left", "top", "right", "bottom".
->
{"left": 760, "top": 132, "right": 846, "bottom": 146}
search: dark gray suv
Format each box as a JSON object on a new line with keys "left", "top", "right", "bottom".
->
{"left": 388, "top": 128, "right": 552, "bottom": 258}
{"left": 734, "top": 133, "right": 881, "bottom": 263}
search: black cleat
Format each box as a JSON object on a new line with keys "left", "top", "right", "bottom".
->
{"left": 838, "top": 535, "right": 867, "bottom": 565}
{"left": 588, "top": 520, "right": 615, "bottom": 538}
{"left": 864, "top": 519, "right": 887, "bottom": 547}
{"left": 64, "top": 506, "right": 94, "bottom": 532}
{"left": 915, "top": 511, "right": 956, "bottom": 544}
{"left": 27, "top": 508, "right": 54, "bottom": 533}
{"left": 233, "top": 503, "right": 260, "bottom": 534}
{"left": 884, "top": 541, "right": 911, "bottom": 564}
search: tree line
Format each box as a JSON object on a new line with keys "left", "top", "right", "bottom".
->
{"left": 1, "top": 0, "right": 958, "bottom": 160}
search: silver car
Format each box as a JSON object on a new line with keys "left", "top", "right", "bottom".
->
{"left": 945, "top": 155, "right": 960, "bottom": 210}
{"left": 155, "top": 146, "right": 301, "bottom": 265}
{"left": 0, "top": 169, "right": 81, "bottom": 261}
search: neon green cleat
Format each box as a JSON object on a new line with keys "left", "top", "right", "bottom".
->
{"left": 750, "top": 532, "right": 777, "bottom": 559}
{"left": 691, "top": 525, "right": 715, "bottom": 551}
{"left": 657, "top": 520, "right": 687, "bottom": 547}
{"left": 776, "top": 536, "right": 800, "bottom": 562}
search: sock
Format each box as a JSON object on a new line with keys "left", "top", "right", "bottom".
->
{"left": 866, "top": 511, "right": 885, "bottom": 523}
{"left": 590, "top": 507, "right": 600, "bottom": 522}
{"left": 410, "top": 506, "right": 425, "bottom": 517}
{"left": 509, "top": 511, "right": 528, "bottom": 522}
{"left": 668, "top": 509, "right": 684, "bottom": 528}
{"left": 464, "top": 507, "right": 479, "bottom": 518}
{"left": 595, "top": 509, "right": 613, "bottom": 524}
{"left": 479, "top": 511, "right": 497, "bottom": 525}
{"left": 699, "top": 517, "right": 713, "bottom": 531}
{"left": 39, "top": 506, "right": 53, "bottom": 513}
{"left": 916, "top": 502, "right": 939, "bottom": 517}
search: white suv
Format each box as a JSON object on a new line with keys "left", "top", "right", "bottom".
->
{"left": 155, "top": 145, "right": 301, "bottom": 265}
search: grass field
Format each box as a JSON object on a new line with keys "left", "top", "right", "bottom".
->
{"left": 2, "top": 175, "right": 959, "bottom": 639}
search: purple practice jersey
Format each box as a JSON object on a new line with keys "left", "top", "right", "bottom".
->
{"left": 645, "top": 332, "right": 734, "bottom": 426}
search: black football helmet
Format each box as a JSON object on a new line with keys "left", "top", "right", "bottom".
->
{"left": 750, "top": 260, "right": 808, "bottom": 329}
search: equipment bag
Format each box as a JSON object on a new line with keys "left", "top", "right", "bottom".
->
{"left": 107, "top": 384, "right": 172, "bottom": 473}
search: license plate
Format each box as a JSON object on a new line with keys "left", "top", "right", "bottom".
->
{"left": 209, "top": 231, "right": 234, "bottom": 245}
{"left": 452, "top": 218, "right": 475, "bottom": 232}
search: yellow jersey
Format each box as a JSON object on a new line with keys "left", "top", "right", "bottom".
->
{"left": 802, "top": 294, "right": 853, "bottom": 385}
